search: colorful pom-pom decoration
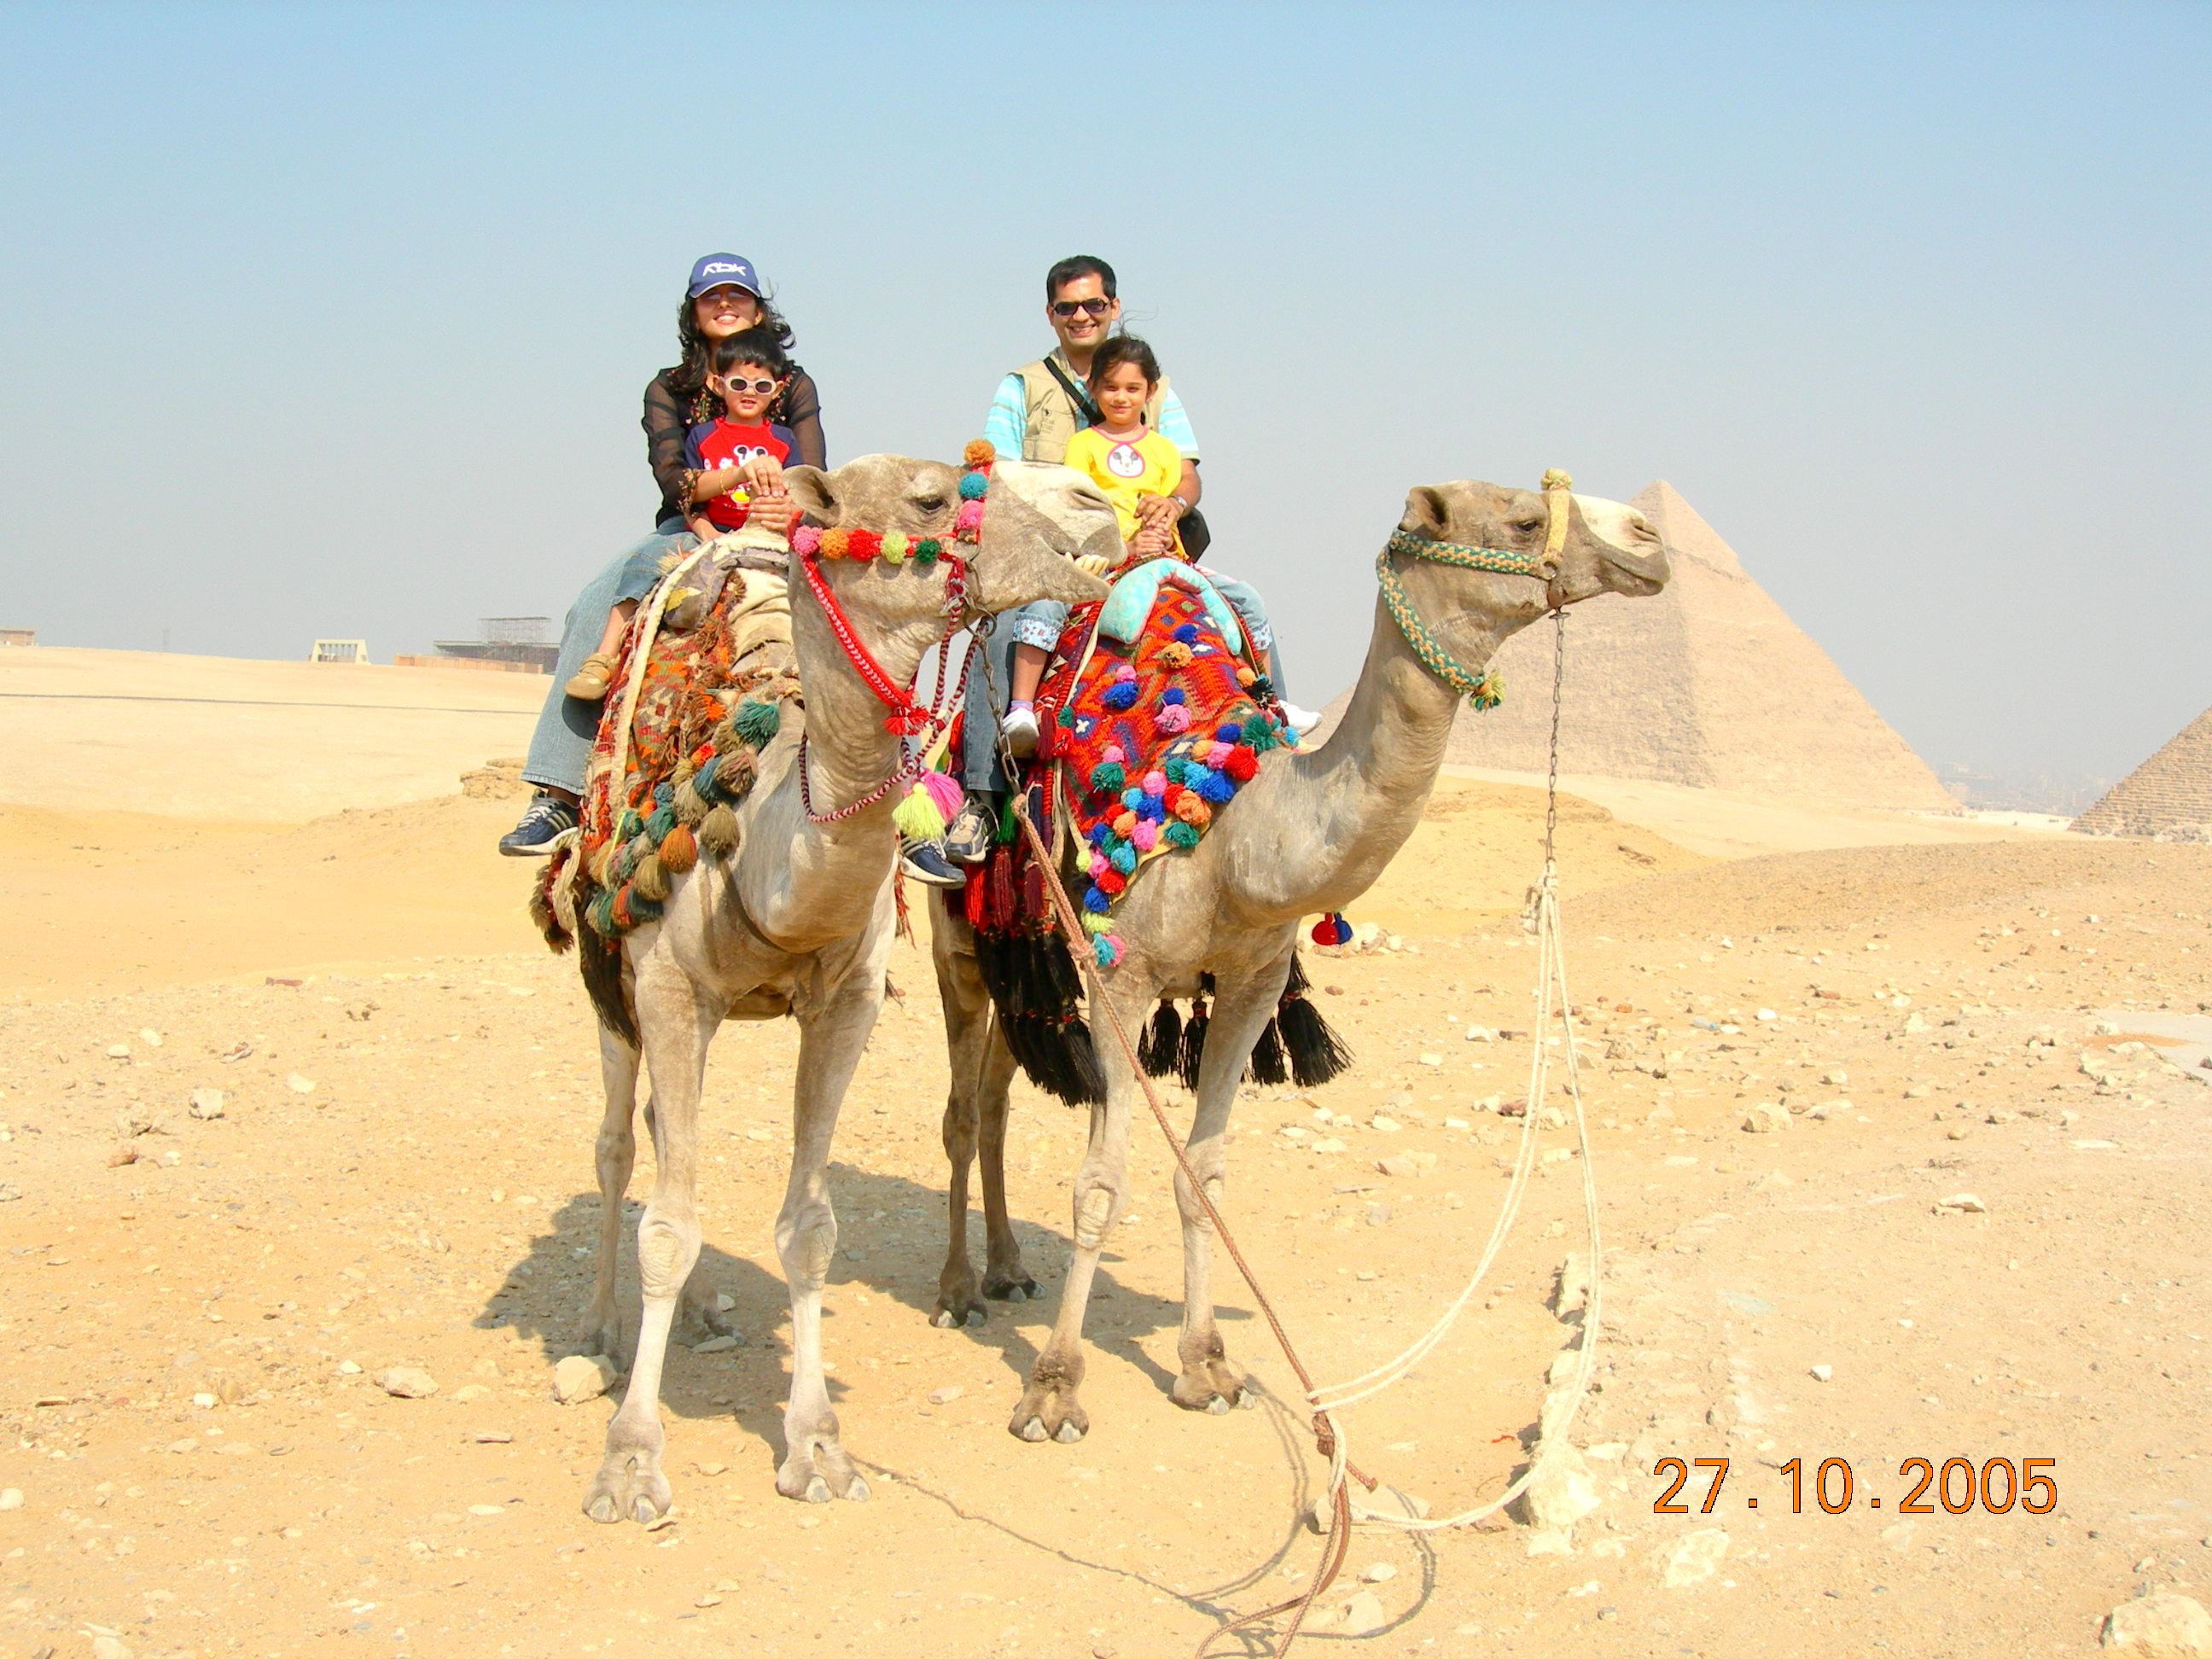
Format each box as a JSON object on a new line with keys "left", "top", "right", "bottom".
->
{"left": 955, "top": 499, "right": 986, "bottom": 536}
{"left": 880, "top": 532, "right": 911, "bottom": 562}
{"left": 1198, "top": 770, "right": 1237, "bottom": 805}
{"left": 790, "top": 525, "right": 823, "bottom": 555}
{"left": 1216, "top": 722, "right": 1244, "bottom": 743}
{"left": 731, "top": 697, "right": 782, "bottom": 748}
{"left": 1172, "top": 623, "right": 1200, "bottom": 643}
{"left": 1112, "top": 810, "right": 1138, "bottom": 839}
{"left": 1174, "top": 794, "right": 1212, "bottom": 826}
{"left": 1312, "top": 911, "right": 1353, "bottom": 946}
{"left": 847, "top": 529, "right": 882, "bottom": 560}
{"left": 1158, "top": 642, "right": 1193, "bottom": 668}
{"left": 1093, "top": 934, "right": 1123, "bottom": 968}
{"left": 1097, "top": 869, "right": 1126, "bottom": 896}
{"left": 1102, "top": 680, "right": 1139, "bottom": 712}
{"left": 1204, "top": 741, "right": 1235, "bottom": 768}
{"left": 1224, "top": 747, "right": 1259, "bottom": 783}
{"left": 1132, "top": 818, "right": 1160, "bottom": 851}
{"left": 963, "top": 438, "right": 996, "bottom": 469}
{"left": 1141, "top": 770, "right": 1167, "bottom": 795}
{"left": 820, "top": 527, "right": 852, "bottom": 558}
{"left": 1161, "top": 687, "right": 1186, "bottom": 705}
{"left": 1089, "top": 760, "right": 1126, "bottom": 793}
{"left": 1164, "top": 820, "right": 1202, "bottom": 848}
{"left": 1084, "top": 886, "right": 1111, "bottom": 913}
{"left": 1155, "top": 703, "right": 1191, "bottom": 734}
{"left": 1109, "top": 842, "right": 1138, "bottom": 875}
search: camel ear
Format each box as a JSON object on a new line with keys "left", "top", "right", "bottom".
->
{"left": 1398, "top": 485, "right": 1451, "bottom": 540}
{"left": 783, "top": 465, "right": 839, "bottom": 525}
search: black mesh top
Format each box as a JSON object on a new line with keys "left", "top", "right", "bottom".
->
{"left": 643, "top": 365, "right": 824, "bottom": 525}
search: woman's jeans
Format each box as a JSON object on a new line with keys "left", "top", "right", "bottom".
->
{"left": 521, "top": 519, "right": 696, "bottom": 797}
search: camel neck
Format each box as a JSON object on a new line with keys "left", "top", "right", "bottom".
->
{"left": 1230, "top": 578, "right": 1534, "bottom": 923}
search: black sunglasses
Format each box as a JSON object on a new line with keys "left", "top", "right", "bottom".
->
{"left": 1051, "top": 297, "right": 1112, "bottom": 318}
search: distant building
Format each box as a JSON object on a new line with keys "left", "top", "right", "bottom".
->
{"left": 428, "top": 615, "right": 559, "bottom": 674}
{"left": 0, "top": 628, "right": 35, "bottom": 648}
{"left": 310, "top": 639, "right": 370, "bottom": 664}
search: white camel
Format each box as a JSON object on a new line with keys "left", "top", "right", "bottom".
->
{"left": 572, "top": 453, "right": 1115, "bottom": 1522}
{"left": 927, "top": 478, "right": 1670, "bottom": 1441}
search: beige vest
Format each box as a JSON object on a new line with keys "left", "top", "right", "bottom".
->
{"left": 1015, "top": 353, "right": 1171, "bottom": 464}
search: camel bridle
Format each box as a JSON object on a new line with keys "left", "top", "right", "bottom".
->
{"left": 1375, "top": 469, "right": 1575, "bottom": 709}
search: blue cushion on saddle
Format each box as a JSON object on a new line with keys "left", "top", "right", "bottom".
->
{"left": 1097, "top": 562, "right": 1245, "bottom": 656}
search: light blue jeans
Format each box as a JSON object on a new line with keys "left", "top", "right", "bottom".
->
{"left": 521, "top": 519, "right": 698, "bottom": 796}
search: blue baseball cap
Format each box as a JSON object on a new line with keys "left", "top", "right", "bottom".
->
{"left": 687, "top": 253, "right": 760, "bottom": 299}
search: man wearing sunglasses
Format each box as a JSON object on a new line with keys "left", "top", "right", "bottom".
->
{"left": 951, "top": 257, "right": 1207, "bottom": 861}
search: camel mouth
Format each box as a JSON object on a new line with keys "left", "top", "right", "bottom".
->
{"left": 1601, "top": 544, "right": 1671, "bottom": 596}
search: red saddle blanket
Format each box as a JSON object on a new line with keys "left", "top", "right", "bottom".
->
{"left": 1033, "top": 572, "right": 1298, "bottom": 966}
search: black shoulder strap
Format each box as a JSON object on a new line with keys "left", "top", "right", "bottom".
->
{"left": 1041, "top": 356, "right": 1101, "bottom": 426}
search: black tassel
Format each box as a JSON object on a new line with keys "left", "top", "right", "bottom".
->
{"left": 1278, "top": 995, "right": 1355, "bottom": 1088}
{"left": 1139, "top": 1000, "right": 1183, "bottom": 1077}
{"left": 1248, "top": 1017, "right": 1288, "bottom": 1086}
{"left": 575, "top": 905, "right": 637, "bottom": 1047}
{"left": 1178, "top": 998, "right": 1210, "bottom": 1091}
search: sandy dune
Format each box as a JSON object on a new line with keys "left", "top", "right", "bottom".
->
{"left": 1, "top": 650, "right": 2208, "bottom": 1659}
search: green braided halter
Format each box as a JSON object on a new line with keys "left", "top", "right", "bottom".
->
{"left": 1375, "top": 474, "right": 1576, "bottom": 710}
{"left": 1374, "top": 530, "right": 1548, "bottom": 709}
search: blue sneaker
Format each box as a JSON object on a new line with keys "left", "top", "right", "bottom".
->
{"left": 900, "top": 837, "right": 965, "bottom": 888}
{"left": 498, "top": 792, "right": 578, "bottom": 857}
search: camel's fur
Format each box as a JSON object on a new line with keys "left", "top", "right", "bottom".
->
{"left": 576, "top": 455, "right": 1114, "bottom": 1522}
{"left": 928, "top": 480, "right": 1671, "bottom": 1441}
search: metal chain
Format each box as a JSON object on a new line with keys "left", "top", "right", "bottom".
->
{"left": 1545, "top": 605, "right": 1567, "bottom": 866}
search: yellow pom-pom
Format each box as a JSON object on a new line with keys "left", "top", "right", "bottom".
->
{"left": 881, "top": 532, "right": 911, "bottom": 564}
{"left": 1540, "top": 468, "right": 1574, "bottom": 492}
{"left": 963, "top": 439, "right": 996, "bottom": 469}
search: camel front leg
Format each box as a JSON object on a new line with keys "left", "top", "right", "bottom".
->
{"left": 1010, "top": 978, "right": 1151, "bottom": 1445}
{"left": 585, "top": 966, "right": 721, "bottom": 1526}
{"left": 975, "top": 1022, "right": 1037, "bottom": 1303}
{"left": 932, "top": 923, "right": 991, "bottom": 1328}
{"left": 1170, "top": 949, "right": 1293, "bottom": 1413}
{"left": 578, "top": 1024, "right": 641, "bottom": 1363}
{"left": 776, "top": 970, "right": 883, "bottom": 1503}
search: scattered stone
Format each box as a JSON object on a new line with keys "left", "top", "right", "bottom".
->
{"left": 377, "top": 1366, "right": 439, "bottom": 1399}
{"left": 1947, "top": 1126, "right": 1971, "bottom": 1141}
{"left": 1822, "top": 1069, "right": 1848, "bottom": 1086}
{"left": 553, "top": 1354, "right": 616, "bottom": 1404}
{"left": 1376, "top": 1155, "right": 1419, "bottom": 1179}
{"left": 1365, "top": 1203, "right": 1393, "bottom": 1226}
{"left": 1360, "top": 1562, "right": 1398, "bottom": 1583}
{"left": 166, "top": 1438, "right": 198, "bottom": 1454}
{"left": 188, "top": 1088, "right": 225, "bottom": 1121}
{"left": 1310, "top": 1137, "right": 1347, "bottom": 1155}
{"left": 1742, "top": 1103, "right": 1791, "bottom": 1134}
{"left": 467, "top": 1503, "right": 504, "bottom": 1516}
{"left": 1810, "top": 1365, "right": 1833, "bottom": 1382}
{"left": 452, "top": 1383, "right": 489, "bottom": 1403}
{"left": 927, "top": 1385, "right": 963, "bottom": 1405}
{"left": 0, "top": 1180, "right": 18, "bottom": 1202}
{"left": 696, "top": 1461, "right": 728, "bottom": 1476}
{"left": 691, "top": 1335, "right": 740, "bottom": 1353}
{"left": 1657, "top": 1528, "right": 1729, "bottom": 1587}
{"left": 1539, "top": 1106, "right": 1568, "bottom": 1130}
{"left": 1903, "top": 1013, "right": 1928, "bottom": 1034}
{"left": 106, "top": 1044, "right": 131, "bottom": 1059}
{"left": 1340, "top": 1589, "right": 1387, "bottom": 1637}
{"left": 336, "top": 1359, "right": 363, "bottom": 1375}
{"left": 1466, "top": 1026, "right": 1496, "bottom": 1042}
{"left": 1520, "top": 1445, "right": 1600, "bottom": 1530}
{"left": 92, "top": 1637, "right": 135, "bottom": 1659}
{"left": 1986, "top": 1108, "right": 2017, "bottom": 1125}
{"left": 1755, "top": 1009, "right": 1777, "bottom": 1022}
{"left": 1935, "top": 1193, "right": 1987, "bottom": 1214}
{"left": 0, "top": 1488, "right": 20, "bottom": 1510}
{"left": 695, "top": 1593, "right": 723, "bottom": 1608}
{"left": 1417, "top": 1054, "right": 1443, "bottom": 1068}
{"left": 107, "top": 1144, "right": 138, "bottom": 1167}
{"left": 2102, "top": 1591, "right": 2212, "bottom": 1656}
{"left": 1905, "top": 1084, "right": 1934, "bottom": 1098}
{"left": 474, "top": 1429, "right": 513, "bottom": 1444}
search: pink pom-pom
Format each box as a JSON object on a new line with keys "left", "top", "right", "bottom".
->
{"left": 918, "top": 769, "right": 963, "bottom": 820}
{"left": 1156, "top": 705, "right": 1191, "bottom": 734}
{"left": 954, "top": 498, "right": 986, "bottom": 533}
{"left": 1132, "top": 818, "right": 1160, "bottom": 852}
{"left": 791, "top": 526, "right": 823, "bottom": 555}
{"left": 1097, "top": 933, "right": 1125, "bottom": 968}
{"left": 1141, "top": 770, "right": 1167, "bottom": 795}
{"left": 1205, "top": 741, "right": 1235, "bottom": 768}
{"left": 1112, "top": 663, "right": 1137, "bottom": 683}
{"left": 1103, "top": 744, "right": 1125, "bottom": 764}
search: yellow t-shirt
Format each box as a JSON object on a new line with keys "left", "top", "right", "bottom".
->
{"left": 1062, "top": 426, "right": 1185, "bottom": 554}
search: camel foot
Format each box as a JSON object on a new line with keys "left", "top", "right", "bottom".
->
{"left": 573, "top": 1307, "right": 632, "bottom": 1371}
{"left": 777, "top": 1434, "right": 871, "bottom": 1505}
{"left": 932, "top": 1273, "right": 990, "bottom": 1329}
{"left": 584, "top": 1441, "right": 671, "bottom": 1526}
{"left": 1010, "top": 1357, "right": 1088, "bottom": 1444}
{"left": 983, "top": 1272, "right": 1040, "bottom": 1302}
{"left": 1172, "top": 1356, "right": 1249, "bottom": 1416}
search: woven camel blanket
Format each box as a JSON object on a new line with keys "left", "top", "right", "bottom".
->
{"left": 532, "top": 535, "right": 798, "bottom": 946}
{"left": 1033, "top": 567, "right": 1299, "bottom": 968}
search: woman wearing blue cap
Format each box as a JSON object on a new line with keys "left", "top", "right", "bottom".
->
{"left": 498, "top": 254, "right": 825, "bottom": 855}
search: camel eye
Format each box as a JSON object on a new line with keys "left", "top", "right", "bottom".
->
{"left": 1513, "top": 518, "right": 1543, "bottom": 534}
{"left": 913, "top": 494, "right": 946, "bottom": 515}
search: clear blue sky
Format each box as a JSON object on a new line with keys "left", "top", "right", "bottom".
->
{"left": 2, "top": 2, "right": 2204, "bottom": 781}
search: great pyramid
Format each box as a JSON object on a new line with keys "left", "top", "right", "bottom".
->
{"left": 2070, "top": 707, "right": 2212, "bottom": 841}
{"left": 1312, "top": 481, "right": 1953, "bottom": 809}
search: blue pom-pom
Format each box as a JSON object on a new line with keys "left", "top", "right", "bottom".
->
{"left": 1087, "top": 821, "right": 1111, "bottom": 847}
{"left": 1198, "top": 771, "right": 1237, "bottom": 804}
{"left": 1138, "top": 796, "right": 1166, "bottom": 821}
{"left": 1216, "top": 722, "right": 1244, "bottom": 742}
{"left": 1102, "top": 681, "right": 1139, "bottom": 711}
{"left": 1121, "top": 786, "right": 1146, "bottom": 810}
{"left": 1084, "top": 886, "right": 1111, "bottom": 913}
{"left": 1181, "top": 763, "right": 1212, "bottom": 789}
{"left": 958, "top": 470, "right": 990, "bottom": 499}
{"left": 654, "top": 781, "right": 675, "bottom": 805}
{"left": 1161, "top": 687, "right": 1186, "bottom": 705}
{"left": 1109, "top": 842, "right": 1138, "bottom": 874}
{"left": 1093, "top": 936, "right": 1118, "bottom": 968}
{"left": 1173, "top": 623, "right": 1199, "bottom": 643}
{"left": 693, "top": 756, "right": 720, "bottom": 792}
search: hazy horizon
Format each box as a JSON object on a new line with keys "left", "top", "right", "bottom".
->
{"left": 2, "top": 2, "right": 2205, "bottom": 783}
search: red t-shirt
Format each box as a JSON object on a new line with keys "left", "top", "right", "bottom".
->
{"left": 684, "top": 417, "right": 800, "bottom": 532}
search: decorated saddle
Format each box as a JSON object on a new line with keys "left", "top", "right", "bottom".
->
{"left": 958, "top": 558, "right": 1350, "bottom": 1105}
{"left": 531, "top": 529, "right": 802, "bottom": 964}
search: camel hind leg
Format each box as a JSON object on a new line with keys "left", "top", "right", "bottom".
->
{"left": 931, "top": 904, "right": 1033, "bottom": 1324}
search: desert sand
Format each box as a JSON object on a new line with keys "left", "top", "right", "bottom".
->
{"left": 3, "top": 648, "right": 2209, "bottom": 1659}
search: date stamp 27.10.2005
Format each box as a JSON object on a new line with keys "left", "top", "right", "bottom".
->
{"left": 1654, "top": 1457, "right": 2057, "bottom": 1516}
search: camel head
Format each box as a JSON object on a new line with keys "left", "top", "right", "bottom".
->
{"left": 783, "top": 454, "right": 1114, "bottom": 624}
{"left": 1388, "top": 480, "right": 1671, "bottom": 659}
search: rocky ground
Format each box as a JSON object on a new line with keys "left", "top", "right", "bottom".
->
{"left": 3, "top": 769, "right": 2210, "bottom": 1658}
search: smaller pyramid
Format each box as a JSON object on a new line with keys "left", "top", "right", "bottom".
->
{"left": 2071, "top": 707, "right": 2212, "bottom": 842}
